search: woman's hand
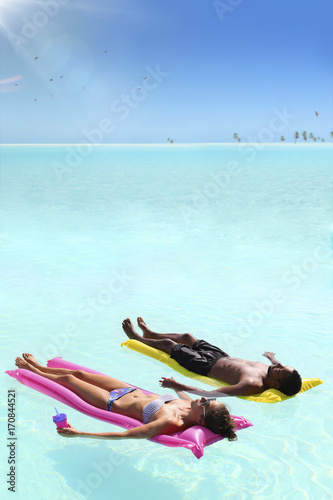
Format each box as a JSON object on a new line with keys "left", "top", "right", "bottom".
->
{"left": 57, "top": 423, "right": 81, "bottom": 438}
{"left": 159, "top": 376, "right": 180, "bottom": 390}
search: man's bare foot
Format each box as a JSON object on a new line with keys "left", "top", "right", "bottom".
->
{"left": 122, "top": 318, "right": 142, "bottom": 340}
{"left": 137, "top": 317, "right": 155, "bottom": 338}
{"left": 22, "top": 353, "right": 41, "bottom": 368}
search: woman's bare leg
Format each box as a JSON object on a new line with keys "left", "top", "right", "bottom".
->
{"left": 22, "top": 353, "right": 80, "bottom": 375}
{"left": 22, "top": 353, "right": 133, "bottom": 391}
{"left": 136, "top": 317, "right": 197, "bottom": 348}
{"left": 16, "top": 356, "right": 111, "bottom": 409}
{"left": 122, "top": 318, "right": 180, "bottom": 354}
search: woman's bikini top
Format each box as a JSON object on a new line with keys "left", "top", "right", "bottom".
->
{"left": 142, "top": 394, "right": 178, "bottom": 424}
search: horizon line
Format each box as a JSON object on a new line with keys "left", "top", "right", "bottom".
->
{"left": 1, "top": 142, "right": 332, "bottom": 147}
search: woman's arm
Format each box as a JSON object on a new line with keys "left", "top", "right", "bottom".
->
{"left": 159, "top": 377, "right": 192, "bottom": 400}
{"left": 175, "top": 391, "right": 192, "bottom": 401}
{"left": 57, "top": 418, "right": 178, "bottom": 440}
{"left": 57, "top": 424, "right": 131, "bottom": 439}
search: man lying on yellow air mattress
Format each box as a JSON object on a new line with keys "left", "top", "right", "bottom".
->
{"left": 122, "top": 317, "right": 323, "bottom": 404}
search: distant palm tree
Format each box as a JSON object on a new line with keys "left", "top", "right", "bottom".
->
{"left": 237, "top": 137, "right": 241, "bottom": 142}
{"left": 322, "top": 138, "right": 324, "bottom": 142}
{"left": 302, "top": 131, "right": 307, "bottom": 142}
{"left": 233, "top": 133, "right": 238, "bottom": 143}
{"left": 170, "top": 140, "right": 174, "bottom": 143}
{"left": 317, "top": 137, "right": 320, "bottom": 140}
{"left": 281, "top": 136, "right": 285, "bottom": 142}
{"left": 330, "top": 131, "right": 333, "bottom": 140}
{"left": 314, "top": 137, "right": 317, "bottom": 142}
{"left": 309, "top": 132, "right": 314, "bottom": 141}
{"left": 294, "top": 131, "right": 299, "bottom": 144}
{"left": 167, "top": 138, "right": 170, "bottom": 142}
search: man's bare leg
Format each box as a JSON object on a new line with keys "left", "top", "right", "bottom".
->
{"left": 122, "top": 318, "right": 177, "bottom": 354}
{"left": 137, "top": 317, "right": 197, "bottom": 348}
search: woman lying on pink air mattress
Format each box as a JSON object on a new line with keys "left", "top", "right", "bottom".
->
{"left": 14, "top": 353, "right": 237, "bottom": 442}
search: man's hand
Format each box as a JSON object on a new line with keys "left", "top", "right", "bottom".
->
{"left": 159, "top": 376, "right": 181, "bottom": 390}
{"left": 262, "top": 352, "right": 280, "bottom": 365}
{"left": 263, "top": 352, "right": 276, "bottom": 359}
{"left": 57, "top": 423, "right": 81, "bottom": 438}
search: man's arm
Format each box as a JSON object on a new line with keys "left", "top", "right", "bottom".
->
{"left": 262, "top": 352, "right": 281, "bottom": 365}
{"left": 160, "top": 377, "right": 257, "bottom": 397}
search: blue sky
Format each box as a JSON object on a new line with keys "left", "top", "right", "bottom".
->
{"left": 0, "top": 0, "right": 332, "bottom": 143}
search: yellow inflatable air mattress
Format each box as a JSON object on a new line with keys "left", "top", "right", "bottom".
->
{"left": 122, "top": 339, "right": 323, "bottom": 404}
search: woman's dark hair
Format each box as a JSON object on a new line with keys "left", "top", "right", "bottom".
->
{"left": 204, "top": 404, "right": 237, "bottom": 441}
{"left": 278, "top": 370, "right": 302, "bottom": 396}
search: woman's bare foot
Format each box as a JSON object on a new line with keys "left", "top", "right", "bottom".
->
{"left": 122, "top": 318, "right": 142, "bottom": 340}
{"left": 22, "top": 353, "right": 41, "bottom": 368}
{"left": 15, "top": 356, "right": 44, "bottom": 375}
{"left": 137, "top": 317, "right": 155, "bottom": 338}
{"left": 15, "top": 356, "right": 33, "bottom": 371}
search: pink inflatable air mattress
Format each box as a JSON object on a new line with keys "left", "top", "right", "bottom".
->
{"left": 6, "top": 357, "right": 252, "bottom": 458}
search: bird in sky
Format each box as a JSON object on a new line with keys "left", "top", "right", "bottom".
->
{"left": 34, "top": 56, "right": 38, "bottom": 61}
{"left": 49, "top": 78, "right": 54, "bottom": 82}
{"left": 60, "top": 76, "right": 64, "bottom": 79}
{"left": 104, "top": 50, "right": 109, "bottom": 53}
{"left": 315, "top": 111, "right": 319, "bottom": 117}
{"left": 34, "top": 98, "right": 37, "bottom": 101}
{"left": 143, "top": 76, "right": 148, "bottom": 79}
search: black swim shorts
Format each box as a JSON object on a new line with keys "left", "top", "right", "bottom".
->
{"left": 170, "top": 339, "right": 230, "bottom": 376}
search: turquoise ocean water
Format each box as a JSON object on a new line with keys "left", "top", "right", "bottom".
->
{"left": 0, "top": 144, "right": 332, "bottom": 499}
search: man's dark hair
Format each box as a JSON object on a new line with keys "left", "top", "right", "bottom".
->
{"left": 204, "top": 404, "right": 237, "bottom": 441}
{"left": 278, "top": 370, "right": 302, "bottom": 396}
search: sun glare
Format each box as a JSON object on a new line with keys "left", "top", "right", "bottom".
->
{"left": 0, "top": 0, "right": 44, "bottom": 16}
